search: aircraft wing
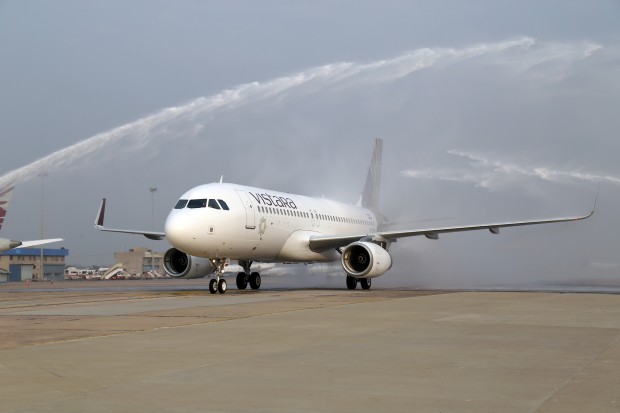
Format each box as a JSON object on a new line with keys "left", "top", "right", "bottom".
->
{"left": 18, "top": 238, "right": 64, "bottom": 249}
{"left": 94, "top": 198, "right": 166, "bottom": 241}
{"left": 0, "top": 237, "right": 63, "bottom": 252}
{"left": 308, "top": 209, "right": 594, "bottom": 253}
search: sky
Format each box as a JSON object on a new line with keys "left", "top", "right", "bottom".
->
{"left": 1, "top": 1, "right": 619, "bottom": 289}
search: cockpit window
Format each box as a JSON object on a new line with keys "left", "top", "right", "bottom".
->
{"left": 174, "top": 199, "right": 188, "bottom": 209}
{"left": 187, "top": 199, "right": 207, "bottom": 208}
{"left": 218, "top": 200, "right": 229, "bottom": 210}
{"left": 208, "top": 199, "right": 221, "bottom": 210}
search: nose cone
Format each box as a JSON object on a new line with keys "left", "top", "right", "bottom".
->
{"left": 164, "top": 211, "right": 195, "bottom": 250}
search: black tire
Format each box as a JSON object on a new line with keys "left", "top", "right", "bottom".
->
{"left": 346, "top": 275, "right": 357, "bottom": 290}
{"left": 218, "top": 279, "right": 227, "bottom": 294}
{"left": 236, "top": 272, "right": 248, "bottom": 289}
{"left": 249, "top": 272, "right": 261, "bottom": 290}
{"left": 360, "top": 277, "right": 372, "bottom": 290}
{"left": 208, "top": 279, "right": 218, "bottom": 294}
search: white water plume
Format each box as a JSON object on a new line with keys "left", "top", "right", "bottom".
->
{"left": 402, "top": 150, "right": 620, "bottom": 190}
{"left": 0, "top": 36, "right": 600, "bottom": 188}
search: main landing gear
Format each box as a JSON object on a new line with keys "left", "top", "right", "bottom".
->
{"left": 235, "top": 260, "right": 261, "bottom": 291}
{"left": 346, "top": 275, "right": 372, "bottom": 290}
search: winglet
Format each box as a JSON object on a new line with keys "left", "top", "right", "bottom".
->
{"left": 580, "top": 185, "right": 600, "bottom": 221}
{"left": 591, "top": 183, "right": 600, "bottom": 216}
{"left": 95, "top": 198, "right": 106, "bottom": 228}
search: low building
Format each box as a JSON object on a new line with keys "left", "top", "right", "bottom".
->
{"left": 0, "top": 268, "right": 10, "bottom": 283}
{"left": 0, "top": 247, "right": 69, "bottom": 282}
{"left": 114, "top": 247, "right": 163, "bottom": 275}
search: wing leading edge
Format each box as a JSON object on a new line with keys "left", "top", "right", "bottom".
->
{"left": 94, "top": 198, "right": 166, "bottom": 240}
{"left": 308, "top": 208, "right": 594, "bottom": 253}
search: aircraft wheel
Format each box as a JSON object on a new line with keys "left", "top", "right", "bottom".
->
{"left": 208, "top": 279, "right": 218, "bottom": 294}
{"left": 218, "top": 279, "right": 227, "bottom": 294}
{"left": 236, "top": 272, "right": 248, "bottom": 289}
{"left": 346, "top": 275, "right": 357, "bottom": 290}
{"left": 249, "top": 272, "right": 261, "bottom": 290}
{"left": 360, "top": 278, "right": 372, "bottom": 290}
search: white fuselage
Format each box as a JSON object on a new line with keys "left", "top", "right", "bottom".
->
{"left": 164, "top": 183, "right": 377, "bottom": 263}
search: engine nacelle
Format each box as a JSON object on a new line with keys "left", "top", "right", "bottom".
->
{"left": 341, "top": 241, "right": 392, "bottom": 279}
{"left": 163, "top": 248, "right": 214, "bottom": 279}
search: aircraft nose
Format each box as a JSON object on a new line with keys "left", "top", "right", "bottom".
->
{"left": 164, "top": 212, "right": 195, "bottom": 249}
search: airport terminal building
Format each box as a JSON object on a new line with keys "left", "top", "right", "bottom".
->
{"left": 114, "top": 247, "right": 163, "bottom": 275}
{"left": 0, "top": 247, "right": 69, "bottom": 282}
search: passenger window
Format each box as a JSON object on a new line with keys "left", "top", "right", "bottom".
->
{"left": 174, "top": 199, "right": 188, "bottom": 209}
{"left": 218, "top": 200, "right": 229, "bottom": 210}
{"left": 187, "top": 199, "right": 207, "bottom": 208}
{"left": 208, "top": 199, "right": 221, "bottom": 210}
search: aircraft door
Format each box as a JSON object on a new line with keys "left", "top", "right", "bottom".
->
{"left": 235, "top": 190, "right": 256, "bottom": 230}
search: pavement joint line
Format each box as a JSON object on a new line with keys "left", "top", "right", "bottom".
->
{"left": 533, "top": 330, "right": 620, "bottom": 412}
{"left": 0, "top": 295, "right": 163, "bottom": 312}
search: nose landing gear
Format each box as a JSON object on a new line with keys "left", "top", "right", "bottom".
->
{"left": 209, "top": 258, "right": 229, "bottom": 294}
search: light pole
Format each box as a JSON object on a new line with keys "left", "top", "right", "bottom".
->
{"left": 38, "top": 172, "right": 48, "bottom": 281}
{"left": 149, "top": 187, "right": 157, "bottom": 272}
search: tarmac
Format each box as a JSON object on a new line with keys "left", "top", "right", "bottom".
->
{"left": 1, "top": 279, "right": 619, "bottom": 413}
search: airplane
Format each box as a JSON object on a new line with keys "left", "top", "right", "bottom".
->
{"left": 95, "top": 139, "right": 594, "bottom": 293}
{"left": 0, "top": 182, "right": 63, "bottom": 252}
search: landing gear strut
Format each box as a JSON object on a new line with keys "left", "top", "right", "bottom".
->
{"left": 209, "top": 258, "right": 229, "bottom": 294}
{"left": 237, "top": 260, "right": 261, "bottom": 291}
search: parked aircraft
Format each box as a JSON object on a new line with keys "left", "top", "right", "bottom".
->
{"left": 95, "top": 139, "right": 593, "bottom": 293}
{"left": 0, "top": 182, "right": 62, "bottom": 252}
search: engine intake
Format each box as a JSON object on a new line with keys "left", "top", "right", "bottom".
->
{"left": 341, "top": 241, "right": 392, "bottom": 278}
{"left": 163, "top": 248, "right": 214, "bottom": 279}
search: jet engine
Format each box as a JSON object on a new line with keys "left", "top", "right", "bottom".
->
{"left": 341, "top": 241, "right": 392, "bottom": 278}
{"left": 163, "top": 248, "right": 214, "bottom": 279}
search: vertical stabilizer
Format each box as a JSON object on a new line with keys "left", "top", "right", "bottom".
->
{"left": 360, "top": 138, "right": 383, "bottom": 214}
{"left": 0, "top": 182, "right": 15, "bottom": 232}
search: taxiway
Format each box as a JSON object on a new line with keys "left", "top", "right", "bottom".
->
{"left": 1, "top": 279, "right": 619, "bottom": 412}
